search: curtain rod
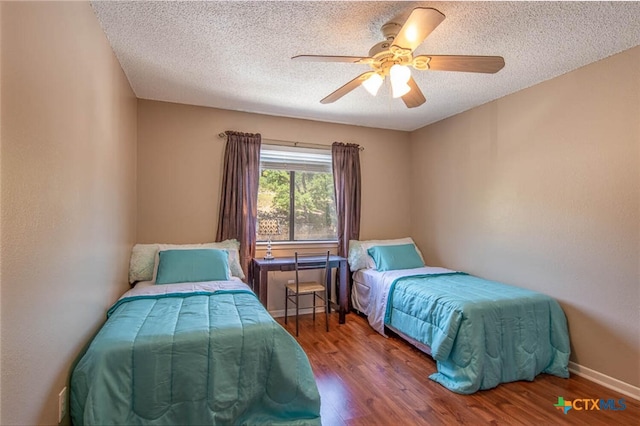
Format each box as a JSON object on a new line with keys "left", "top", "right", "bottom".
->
{"left": 217, "top": 133, "right": 364, "bottom": 151}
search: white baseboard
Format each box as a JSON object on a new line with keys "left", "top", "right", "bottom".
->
{"left": 269, "top": 306, "right": 326, "bottom": 318}
{"left": 569, "top": 361, "right": 640, "bottom": 401}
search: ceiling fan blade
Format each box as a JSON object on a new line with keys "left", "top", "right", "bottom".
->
{"left": 391, "top": 8, "right": 446, "bottom": 54}
{"left": 320, "top": 72, "right": 375, "bottom": 104}
{"left": 292, "top": 55, "right": 371, "bottom": 64}
{"left": 419, "top": 55, "right": 505, "bottom": 73}
{"left": 401, "top": 77, "right": 426, "bottom": 108}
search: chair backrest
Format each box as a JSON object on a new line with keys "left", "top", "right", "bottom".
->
{"left": 294, "top": 251, "right": 330, "bottom": 286}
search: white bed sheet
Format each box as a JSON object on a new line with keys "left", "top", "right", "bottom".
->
{"left": 352, "top": 266, "right": 454, "bottom": 336}
{"left": 122, "top": 277, "right": 251, "bottom": 300}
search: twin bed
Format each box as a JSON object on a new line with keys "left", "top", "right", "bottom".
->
{"left": 71, "top": 237, "right": 571, "bottom": 424}
{"left": 349, "top": 238, "right": 571, "bottom": 394}
{"left": 71, "top": 241, "right": 320, "bottom": 425}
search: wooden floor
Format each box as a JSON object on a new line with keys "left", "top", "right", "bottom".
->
{"left": 277, "top": 312, "right": 639, "bottom": 425}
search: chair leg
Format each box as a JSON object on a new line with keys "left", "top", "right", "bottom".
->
{"left": 295, "top": 291, "right": 299, "bottom": 337}
{"left": 313, "top": 292, "right": 316, "bottom": 321}
{"left": 325, "top": 289, "right": 329, "bottom": 332}
{"left": 284, "top": 288, "right": 288, "bottom": 325}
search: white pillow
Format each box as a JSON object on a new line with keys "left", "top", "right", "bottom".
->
{"left": 348, "top": 237, "right": 425, "bottom": 271}
{"left": 207, "top": 239, "right": 244, "bottom": 279}
{"left": 128, "top": 240, "right": 244, "bottom": 283}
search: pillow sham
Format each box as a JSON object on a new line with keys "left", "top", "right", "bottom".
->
{"left": 348, "top": 237, "right": 425, "bottom": 271}
{"left": 152, "top": 243, "right": 233, "bottom": 283}
{"left": 367, "top": 244, "right": 425, "bottom": 272}
{"left": 155, "top": 249, "right": 230, "bottom": 284}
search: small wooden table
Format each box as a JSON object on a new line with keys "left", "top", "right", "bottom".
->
{"left": 251, "top": 255, "right": 349, "bottom": 324}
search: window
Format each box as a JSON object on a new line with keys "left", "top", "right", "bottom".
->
{"left": 257, "top": 144, "right": 337, "bottom": 241}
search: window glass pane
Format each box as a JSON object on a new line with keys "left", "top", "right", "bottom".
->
{"left": 257, "top": 170, "right": 290, "bottom": 241}
{"left": 294, "top": 171, "right": 337, "bottom": 241}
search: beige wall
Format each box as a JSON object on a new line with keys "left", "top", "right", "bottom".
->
{"left": 137, "top": 99, "right": 412, "bottom": 310}
{"left": 0, "top": 3, "right": 137, "bottom": 425}
{"left": 410, "top": 47, "right": 640, "bottom": 388}
{"left": 0, "top": 2, "right": 4, "bottom": 421}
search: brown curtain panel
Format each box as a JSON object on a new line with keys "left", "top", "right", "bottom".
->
{"left": 332, "top": 142, "right": 362, "bottom": 259}
{"left": 216, "top": 131, "right": 262, "bottom": 279}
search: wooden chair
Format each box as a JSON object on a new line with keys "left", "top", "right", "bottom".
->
{"left": 285, "top": 251, "right": 330, "bottom": 336}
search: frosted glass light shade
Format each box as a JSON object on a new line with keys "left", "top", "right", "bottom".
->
{"left": 390, "top": 64, "right": 411, "bottom": 98}
{"left": 362, "top": 73, "right": 384, "bottom": 96}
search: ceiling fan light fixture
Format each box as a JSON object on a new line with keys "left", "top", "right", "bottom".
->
{"left": 362, "top": 73, "right": 384, "bottom": 96}
{"left": 390, "top": 64, "right": 411, "bottom": 98}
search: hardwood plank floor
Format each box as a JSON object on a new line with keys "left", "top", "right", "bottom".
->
{"left": 277, "top": 312, "right": 639, "bottom": 425}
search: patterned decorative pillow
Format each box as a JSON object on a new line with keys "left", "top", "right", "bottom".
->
{"left": 347, "top": 240, "right": 368, "bottom": 271}
{"left": 128, "top": 244, "right": 159, "bottom": 283}
{"left": 128, "top": 239, "right": 245, "bottom": 284}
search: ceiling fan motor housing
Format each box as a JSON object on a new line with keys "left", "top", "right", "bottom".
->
{"left": 367, "top": 41, "right": 392, "bottom": 58}
{"left": 381, "top": 22, "right": 402, "bottom": 40}
{"left": 368, "top": 22, "right": 402, "bottom": 59}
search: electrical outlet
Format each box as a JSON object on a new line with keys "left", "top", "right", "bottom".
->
{"left": 58, "top": 386, "right": 67, "bottom": 423}
{"left": 287, "top": 279, "right": 295, "bottom": 284}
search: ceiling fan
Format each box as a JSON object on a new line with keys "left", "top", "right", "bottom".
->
{"left": 292, "top": 7, "right": 505, "bottom": 108}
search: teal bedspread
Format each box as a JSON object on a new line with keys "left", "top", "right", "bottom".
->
{"left": 71, "top": 289, "right": 320, "bottom": 425}
{"left": 384, "top": 273, "right": 570, "bottom": 394}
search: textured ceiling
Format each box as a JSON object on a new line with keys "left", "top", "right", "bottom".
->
{"left": 91, "top": 1, "right": 640, "bottom": 131}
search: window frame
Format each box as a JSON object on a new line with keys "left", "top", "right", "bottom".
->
{"left": 257, "top": 143, "right": 338, "bottom": 243}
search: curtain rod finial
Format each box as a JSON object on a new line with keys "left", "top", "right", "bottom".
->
{"left": 218, "top": 132, "right": 226, "bottom": 138}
